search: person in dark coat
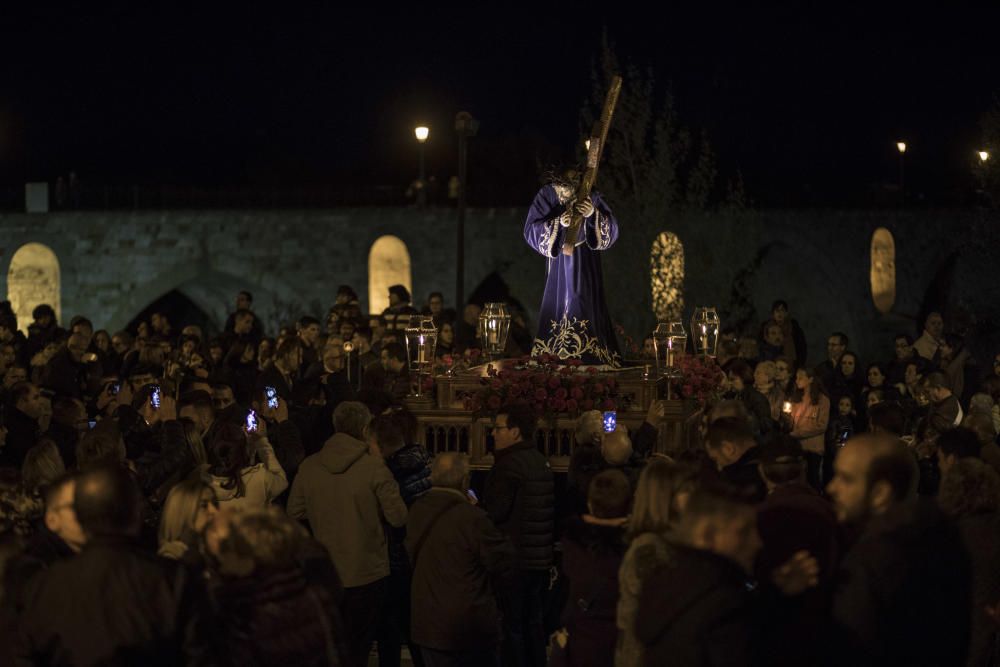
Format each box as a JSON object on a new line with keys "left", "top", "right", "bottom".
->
{"left": 14, "top": 464, "right": 214, "bottom": 666}
{"left": 373, "top": 412, "right": 432, "bottom": 667}
{"left": 755, "top": 436, "right": 839, "bottom": 667}
{"left": 407, "top": 452, "right": 516, "bottom": 667}
{"left": 826, "top": 434, "right": 972, "bottom": 667}
{"left": 205, "top": 506, "right": 350, "bottom": 667}
{"left": 634, "top": 484, "right": 763, "bottom": 667}
{"left": 483, "top": 404, "right": 554, "bottom": 667}
{"left": 555, "top": 469, "right": 630, "bottom": 667}
{"left": 938, "top": 458, "right": 1000, "bottom": 667}
{"left": 2, "top": 473, "right": 83, "bottom": 614}
{"left": 704, "top": 416, "right": 767, "bottom": 502}
{"left": 723, "top": 359, "right": 775, "bottom": 441}
{"left": 1, "top": 382, "right": 47, "bottom": 469}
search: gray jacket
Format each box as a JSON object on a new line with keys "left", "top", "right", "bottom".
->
{"left": 288, "top": 432, "right": 407, "bottom": 587}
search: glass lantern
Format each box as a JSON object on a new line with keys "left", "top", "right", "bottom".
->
{"left": 404, "top": 317, "right": 438, "bottom": 397}
{"left": 478, "top": 302, "right": 511, "bottom": 360}
{"left": 690, "top": 307, "right": 721, "bottom": 357}
{"left": 653, "top": 321, "right": 688, "bottom": 376}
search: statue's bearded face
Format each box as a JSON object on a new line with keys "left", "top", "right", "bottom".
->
{"left": 553, "top": 184, "right": 574, "bottom": 204}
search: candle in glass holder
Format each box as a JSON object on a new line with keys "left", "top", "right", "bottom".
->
{"left": 782, "top": 401, "right": 792, "bottom": 414}
{"left": 417, "top": 336, "right": 427, "bottom": 364}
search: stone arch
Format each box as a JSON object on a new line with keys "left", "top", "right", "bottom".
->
{"left": 870, "top": 227, "right": 896, "bottom": 314}
{"left": 8, "top": 242, "right": 60, "bottom": 333}
{"left": 650, "top": 232, "right": 685, "bottom": 321}
{"left": 368, "top": 235, "right": 413, "bottom": 315}
{"left": 104, "top": 264, "right": 295, "bottom": 335}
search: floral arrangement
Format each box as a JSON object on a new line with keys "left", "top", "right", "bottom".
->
{"left": 675, "top": 354, "right": 725, "bottom": 405}
{"left": 462, "top": 354, "right": 627, "bottom": 419}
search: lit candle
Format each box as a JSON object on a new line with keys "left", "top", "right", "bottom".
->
{"left": 782, "top": 401, "right": 792, "bottom": 414}
{"left": 418, "top": 336, "right": 427, "bottom": 364}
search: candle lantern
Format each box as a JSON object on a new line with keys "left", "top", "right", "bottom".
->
{"left": 404, "top": 317, "right": 438, "bottom": 398}
{"left": 653, "top": 320, "right": 688, "bottom": 377}
{"left": 478, "top": 302, "right": 511, "bottom": 360}
{"left": 690, "top": 307, "right": 721, "bottom": 357}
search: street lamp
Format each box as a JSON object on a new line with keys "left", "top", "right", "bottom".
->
{"left": 896, "top": 141, "right": 906, "bottom": 205}
{"left": 979, "top": 150, "right": 990, "bottom": 163}
{"left": 414, "top": 126, "right": 429, "bottom": 207}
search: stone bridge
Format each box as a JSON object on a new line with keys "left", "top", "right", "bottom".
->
{"left": 0, "top": 205, "right": 996, "bottom": 366}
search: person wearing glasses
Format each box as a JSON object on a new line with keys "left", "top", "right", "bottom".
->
{"left": 483, "top": 404, "right": 554, "bottom": 667}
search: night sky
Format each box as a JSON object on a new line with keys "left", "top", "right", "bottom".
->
{"left": 1, "top": 6, "right": 997, "bottom": 206}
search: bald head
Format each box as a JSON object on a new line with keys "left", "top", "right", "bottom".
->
{"left": 602, "top": 429, "right": 633, "bottom": 466}
{"left": 827, "top": 433, "right": 917, "bottom": 526}
{"left": 74, "top": 464, "right": 142, "bottom": 539}
{"left": 431, "top": 452, "right": 470, "bottom": 491}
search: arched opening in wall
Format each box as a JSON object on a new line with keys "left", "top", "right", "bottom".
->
{"left": 368, "top": 235, "right": 412, "bottom": 315}
{"left": 125, "top": 290, "right": 217, "bottom": 338}
{"left": 8, "top": 243, "right": 60, "bottom": 334}
{"left": 870, "top": 227, "right": 896, "bottom": 314}
{"left": 650, "top": 232, "right": 685, "bottom": 321}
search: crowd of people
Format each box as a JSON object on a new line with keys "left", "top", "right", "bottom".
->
{"left": 0, "top": 287, "right": 995, "bottom": 667}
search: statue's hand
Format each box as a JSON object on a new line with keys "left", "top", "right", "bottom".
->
{"left": 573, "top": 199, "right": 595, "bottom": 218}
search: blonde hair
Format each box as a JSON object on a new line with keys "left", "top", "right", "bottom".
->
{"left": 575, "top": 410, "right": 603, "bottom": 446}
{"left": 159, "top": 477, "right": 214, "bottom": 547}
{"left": 22, "top": 440, "right": 66, "bottom": 492}
{"left": 628, "top": 458, "right": 697, "bottom": 540}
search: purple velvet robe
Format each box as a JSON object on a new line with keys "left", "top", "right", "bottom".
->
{"left": 523, "top": 185, "right": 621, "bottom": 366}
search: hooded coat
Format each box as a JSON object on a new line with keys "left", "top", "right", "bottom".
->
{"left": 288, "top": 432, "right": 407, "bottom": 588}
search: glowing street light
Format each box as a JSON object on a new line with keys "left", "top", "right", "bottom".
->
{"left": 896, "top": 141, "right": 907, "bottom": 154}
{"left": 978, "top": 150, "right": 990, "bottom": 163}
{"left": 414, "top": 126, "right": 429, "bottom": 207}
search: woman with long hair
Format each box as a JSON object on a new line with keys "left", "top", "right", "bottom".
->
{"left": 158, "top": 477, "right": 218, "bottom": 559}
{"left": 615, "top": 459, "right": 698, "bottom": 667}
{"left": 789, "top": 367, "right": 830, "bottom": 490}
{"left": 208, "top": 420, "right": 288, "bottom": 512}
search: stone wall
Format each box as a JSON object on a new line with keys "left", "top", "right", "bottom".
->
{"left": 0, "top": 205, "right": 996, "bottom": 368}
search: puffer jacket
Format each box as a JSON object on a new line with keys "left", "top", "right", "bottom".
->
{"left": 384, "top": 444, "right": 433, "bottom": 573}
{"left": 484, "top": 441, "right": 555, "bottom": 570}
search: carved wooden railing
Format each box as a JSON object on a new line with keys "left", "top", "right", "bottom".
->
{"left": 406, "top": 363, "right": 698, "bottom": 472}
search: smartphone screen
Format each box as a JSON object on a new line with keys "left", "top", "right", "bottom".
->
{"left": 467, "top": 489, "right": 478, "bottom": 502}
{"left": 246, "top": 409, "right": 259, "bottom": 433}
{"left": 603, "top": 411, "right": 617, "bottom": 433}
{"left": 265, "top": 386, "right": 278, "bottom": 410}
{"left": 110, "top": 382, "right": 121, "bottom": 396}
{"left": 150, "top": 385, "right": 162, "bottom": 410}
{"left": 88, "top": 420, "right": 97, "bottom": 429}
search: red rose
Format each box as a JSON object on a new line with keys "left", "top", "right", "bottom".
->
{"left": 534, "top": 388, "right": 548, "bottom": 401}
{"left": 587, "top": 367, "right": 599, "bottom": 375}
{"left": 570, "top": 387, "right": 584, "bottom": 400}
{"left": 554, "top": 398, "right": 567, "bottom": 411}
{"left": 547, "top": 376, "right": 561, "bottom": 389}
{"left": 487, "top": 395, "right": 502, "bottom": 410}
{"left": 593, "top": 382, "right": 605, "bottom": 394}
{"left": 547, "top": 398, "right": 558, "bottom": 410}
{"left": 554, "top": 387, "right": 568, "bottom": 400}
{"left": 568, "top": 358, "right": 583, "bottom": 367}
{"left": 565, "top": 398, "right": 578, "bottom": 412}
{"left": 509, "top": 385, "right": 522, "bottom": 397}
{"left": 600, "top": 398, "right": 616, "bottom": 410}
{"left": 582, "top": 399, "right": 594, "bottom": 410}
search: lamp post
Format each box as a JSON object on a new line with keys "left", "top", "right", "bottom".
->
{"left": 454, "top": 111, "right": 479, "bottom": 309}
{"left": 414, "top": 126, "right": 429, "bottom": 207}
{"left": 979, "top": 150, "right": 990, "bottom": 163}
{"left": 896, "top": 141, "right": 906, "bottom": 206}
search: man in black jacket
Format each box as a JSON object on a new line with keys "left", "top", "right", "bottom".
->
{"left": 826, "top": 433, "right": 972, "bottom": 666}
{"left": 1, "top": 382, "right": 48, "bottom": 468}
{"left": 484, "top": 404, "right": 554, "bottom": 667}
{"left": 14, "top": 464, "right": 213, "bottom": 666}
{"left": 705, "top": 416, "right": 767, "bottom": 502}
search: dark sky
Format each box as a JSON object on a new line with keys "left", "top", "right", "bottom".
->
{"left": 1, "top": 6, "right": 997, "bottom": 206}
